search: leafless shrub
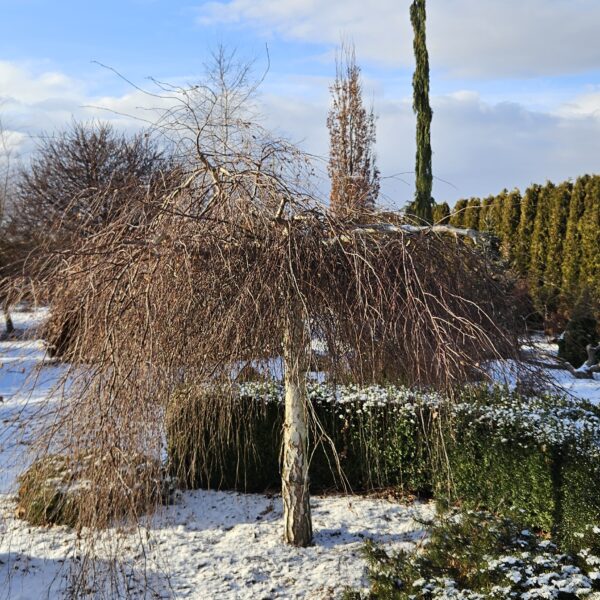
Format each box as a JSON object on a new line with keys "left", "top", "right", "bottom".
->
{"left": 16, "top": 121, "right": 166, "bottom": 235}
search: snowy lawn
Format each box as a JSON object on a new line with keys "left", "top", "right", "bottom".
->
{"left": 0, "top": 310, "right": 433, "bottom": 599}
{"left": 0, "top": 311, "right": 597, "bottom": 599}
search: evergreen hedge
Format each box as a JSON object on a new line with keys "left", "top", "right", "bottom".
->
{"left": 444, "top": 387, "right": 600, "bottom": 553}
{"left": 166, "top": 383, "right": 435, "bottom": 495}
{"left": 165, "top": 383, "right": 600, "bottom": 550}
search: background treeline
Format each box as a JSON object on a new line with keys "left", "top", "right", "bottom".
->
{"left": 434, "top": 175, "right": 600, "bottom": 326}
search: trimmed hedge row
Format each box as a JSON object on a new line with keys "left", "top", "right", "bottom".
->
{"left": 166, "top": 383, "right": 435, "bottom": 495}
{"left": 447, "top": 387, "right": 600, "bottom": 553}
{"left": 165, "top": 382, "right": 600, "bottom": 551}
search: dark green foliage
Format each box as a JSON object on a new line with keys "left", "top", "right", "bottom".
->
{"left": 443, "top": 426, "right": 555, "bottom": 531}
{"left": 439, "top": 387, "right": 600, "bottom": 554}
{"left": 500, "top": 189, "right": 521, "bottom": 262}
{"left": 346, "top": 510, "right": 600, "bottom": 599}
{"left": 514, "top": 183, "right": 541, "bottom": 276}
{"left": 431, "top": 202, "right": 450, "bottom": 224}
{"left": 477, "top": 196, "right": 496, "bottom": 231}
{"left": 166, "top": 385, "right": 434, "bottom": 494}
{"left": 167, "top": 384, "right": 600, "bottom": 555}
{"left": 579, "top": 177, "right": 600, "bottom": 304}
{"left": 450, "top": 175, "right": 600, "bottom": 323}
{"left": 462, "top": 198, "right": 481, "bottom": 230}
{"left": 528, "top": 183, "right": 554, "bottom": 315}
{"left": 544, "top": 183, "right": 572, "bottom": 312}
{"left": 449, "top": 199, "right": 467, "bottom": 227}
{"left": 407, "top": 0, "right": 433, "bottom": 224}
{"left": 558, "top": 302, "right": 599, "bottom": 367}
{"left": 561, "top": 176, "right": 589, "bottom": 305}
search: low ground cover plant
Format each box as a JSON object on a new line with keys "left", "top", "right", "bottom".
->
{"left": 344, "top": 509, "right": 600, "bottom": 599}
{"left": 17, "top": 452, "right": 175, "bottom": 527}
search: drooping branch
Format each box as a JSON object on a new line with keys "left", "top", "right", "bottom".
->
{"left": 8, "top": 52, "right": 523, "bottom": 559}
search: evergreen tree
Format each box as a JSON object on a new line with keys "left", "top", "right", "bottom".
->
{"left": 528, "top": 183, "right": 554, "bottom": 315}
{"left": 500, "top": 189, "right": 521, "bottom": 262}
{"left": 578, "top": 176, "right": 600, "bottom": 305}
{"left": 558, "top": 295, "right": 599, "bottom": 367}
{"left": 514, "top": 184, "right": 541, "bottom": 276}
{"left": 407, "top": 0, "right": 433, "bottom": 223}
{"left": 561, "top": 175, "right": 589, "bottom": 306}
{"left": 490, "top": 191, "right": 506, "bottom": 235}
{"left": 544, "top": 182, "right": 572, "bottom": 313}
{"left": 442, "top": 176, "right": 598, "bottom": 320}
{"left": 327, "top": 44, "right": 380, "bottom": 218}
{"left": 432, "top": 201, "right": 450, "bottom": 224}
{"left": 450, "top": 199, "right": 467, "bottom": 227}
{"left": 478, "top": 196, "right": 496, "bottom": 231}
{"left": 463, "top": 198, "right": 481, "bottom": 230}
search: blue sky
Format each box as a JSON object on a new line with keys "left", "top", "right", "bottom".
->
{"left": 1, "top": 0, "right": 600, "bottom": 207}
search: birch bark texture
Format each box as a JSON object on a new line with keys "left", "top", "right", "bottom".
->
{"left": 282, "top": 308, "right": 313, "bottom": 547}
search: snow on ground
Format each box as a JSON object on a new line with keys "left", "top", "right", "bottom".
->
{"left": 0, "top": 311, "right": 597, "bottom": 599}
{"left": 489, "top": 335, "right": 600, "bottom": 406}
{"left": 2, "top": 308, "right": 49, "bottom": 335}
{"left": 0, "top": 491, "right": 433, "bottom": 600}
{"left": 0, "top": 310, "right": 433, "bottom": 599}
{"left": 547, "top": 367, "right": 600, "bottom": 405}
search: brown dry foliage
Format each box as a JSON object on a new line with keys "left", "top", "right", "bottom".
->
{"left": 0, "top": 50, "right": 523, "bottom": 595}
{"left": 22, "top": 166, "right": 520, "bottom": 526}
{"left": 327, "top": 43, "right": 380, "bottom": 218}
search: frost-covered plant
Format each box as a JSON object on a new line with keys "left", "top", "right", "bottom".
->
{"left": 17, "top": 453, "right": 176, "bottom": 527}
{"left": 346, "top": 510, "right": 600, "bottom": 599}
{"left": 235, "top": 381, "right": 600, "bottom": 452}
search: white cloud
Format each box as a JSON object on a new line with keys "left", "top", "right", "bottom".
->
{"left": 261, "top": 87, "right": 600, "bottom": 205}
{"left": 557, "top": 90, "right": 600, "bottom": 119}
{"left": 197, "top": 0, "right": 600, "bottom": 78}
{"left": 1, "top": 60, "right": 600, "bottom": 207}
{"left": 0, "top": 61, "right": 172, "bottom": 160}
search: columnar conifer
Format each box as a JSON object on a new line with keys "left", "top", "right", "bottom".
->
{"left": 407, "top": 0, "right": 433, "bottom": 223}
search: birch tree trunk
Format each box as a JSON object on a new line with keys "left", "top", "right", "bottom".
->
{"left": 282, "top": 309, "right": 313, "bottom": 547}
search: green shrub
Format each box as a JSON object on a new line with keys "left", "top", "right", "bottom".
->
{"left": 166, "top": 382, "right": 600, "bottom": 551}
{"left": 440, "top": 388, "right": 600, "bottom": 552}
{"left": 558, "top": 308, "right": 598, "bottom": 367}
{"left": 166, "top": 383, "right": 436, "bottom": 495}
{"left": 345, "top": 509, "right": 600, "bottom": 599}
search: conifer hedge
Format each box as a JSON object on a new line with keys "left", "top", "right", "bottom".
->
{"left": 445, "top": 175, "right": 600, "bottom": 325}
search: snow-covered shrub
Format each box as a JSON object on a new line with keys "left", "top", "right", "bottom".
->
{"left": 17, "top": 455, "right": 82, "bottom": 527}
{"left": 166, "top": 382, "right": 600, "bottom": 549}
{"left": 346, "top": 509, "right": 600, "bottom": 599}
{"left": 17, "top": 452, "right": 175, "bottom": 527}
{"left": 444, "top": 386, "right": 600, "bottom": 553}
{"left": 166, "top": 382, "right": 436, "bottom": 494}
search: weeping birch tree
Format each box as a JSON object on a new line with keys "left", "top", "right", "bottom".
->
{"left": 12, "top": 52, "right": 521, "bottom": 556}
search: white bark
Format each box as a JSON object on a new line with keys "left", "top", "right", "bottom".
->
{"left": 281, "top": 312, "right": 312, "bottom": 547}
{"left": 351, "top": 222, "right": 486, "bottom": 242}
